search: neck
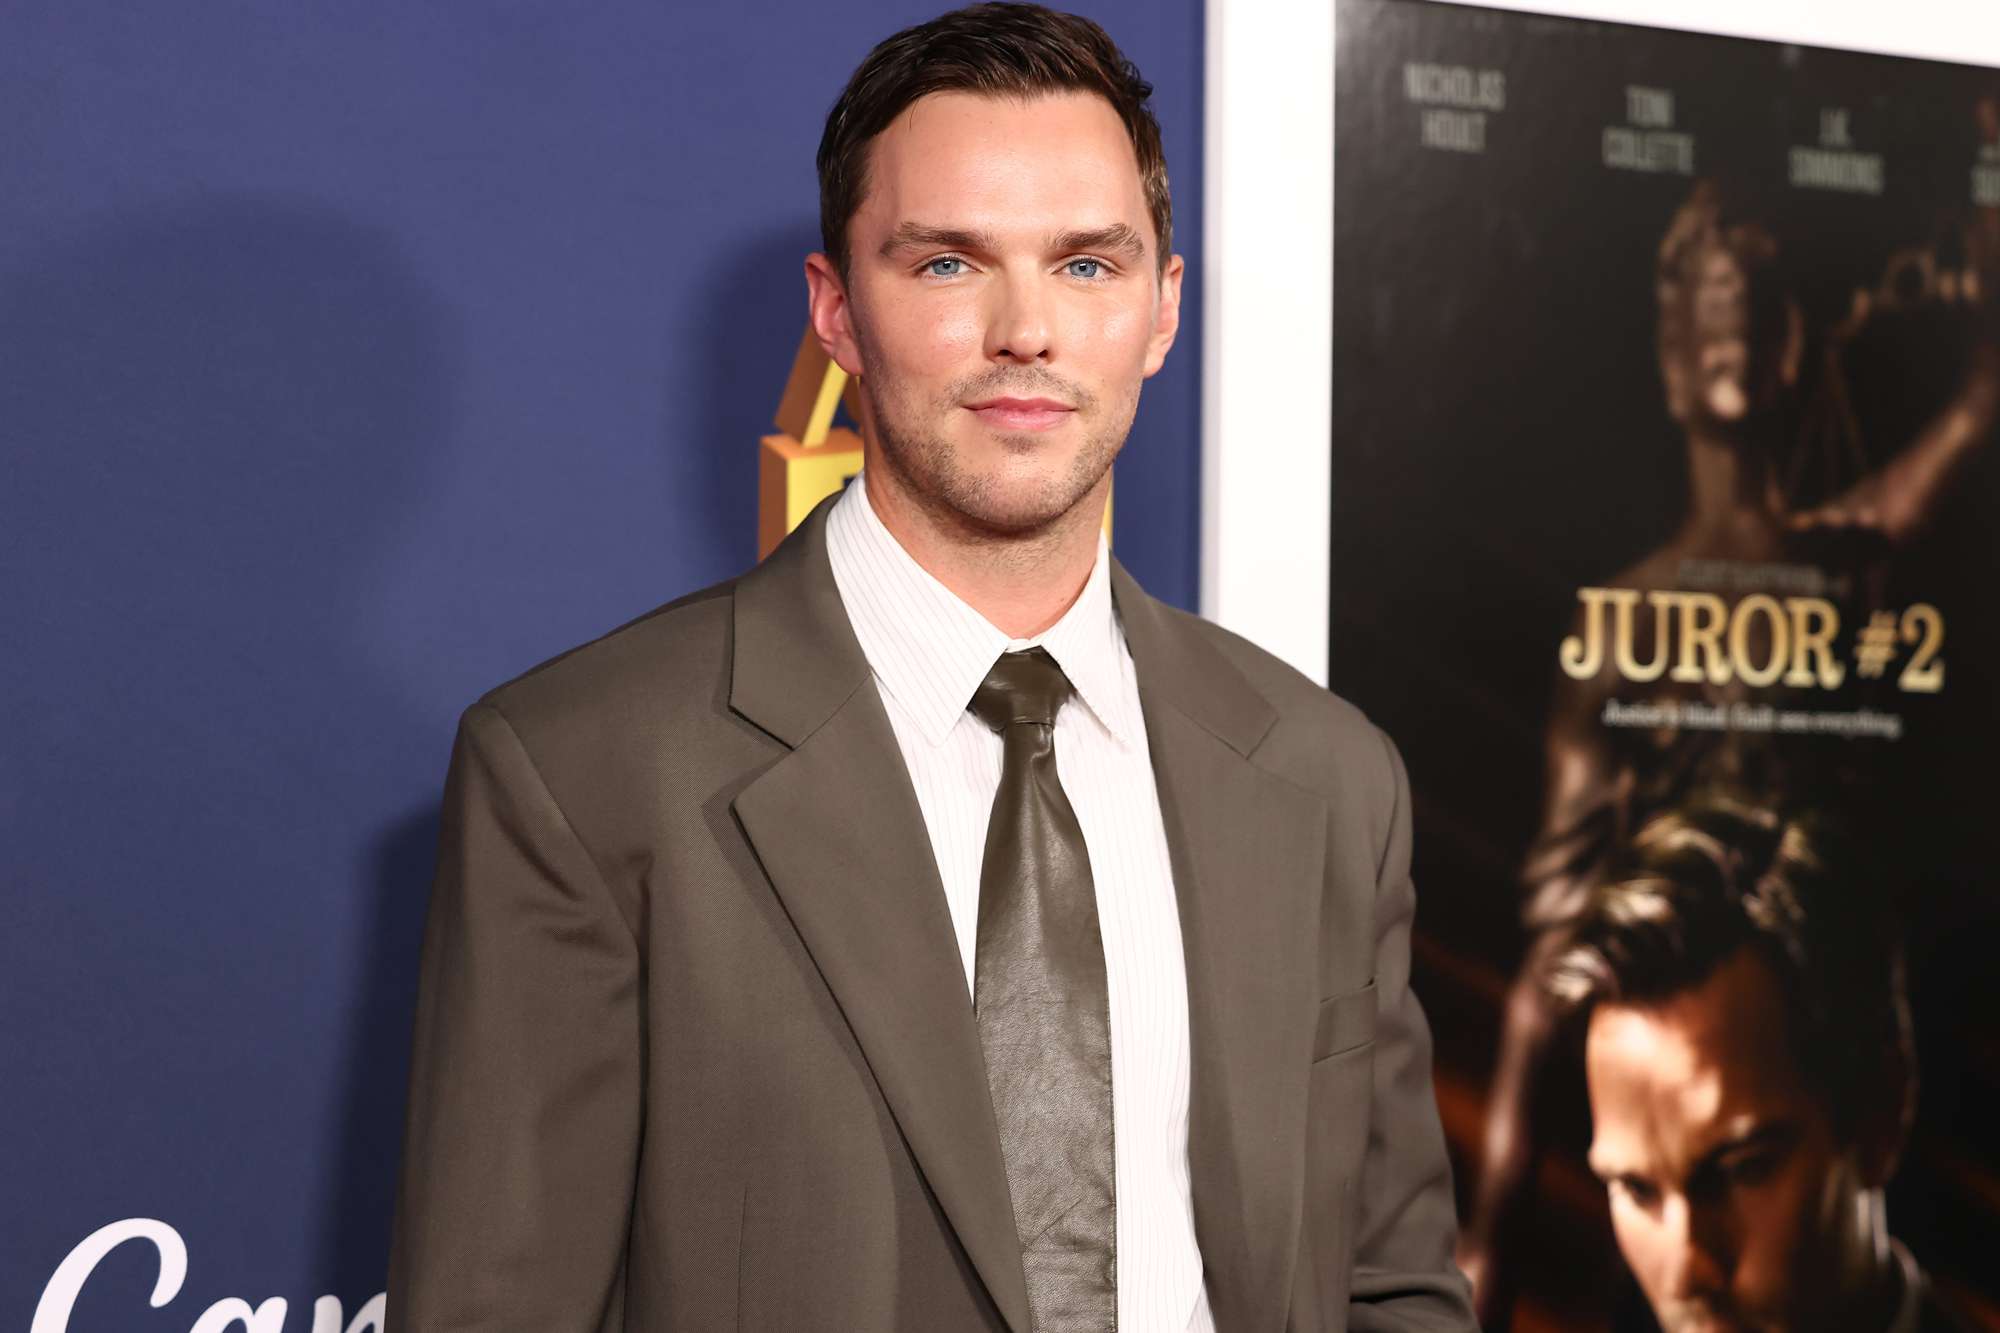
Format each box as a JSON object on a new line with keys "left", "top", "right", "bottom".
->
{"left": 861, "top": 460, "right": 1107, "bottom": 641}
{"left": 1682, "top": 424, "right": 1785, "bottom": 538}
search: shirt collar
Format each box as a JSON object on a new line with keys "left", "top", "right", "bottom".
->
{"left": 825, "top": 471, "right": 1139, "bottom": 749}
{"left": 1884, "top": 1238, "right": 1923, "bottom": 1333}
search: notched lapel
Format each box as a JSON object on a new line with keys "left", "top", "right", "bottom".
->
{"left": 728, "top": 500, "right": 1031, "bottom": 1333}
{"left": 1151, "top": 708, "right": 1325, "bottom": 1333}
{"left": 1115, "top": 565, "right": 1327, "bottom": 1333}
{"left": 731, "top": 694, "right": 1029, "bottom": 1333}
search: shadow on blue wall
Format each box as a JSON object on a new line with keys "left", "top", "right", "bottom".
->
{"left": 3, "top": 196, "right": 450, "bottom": 1316}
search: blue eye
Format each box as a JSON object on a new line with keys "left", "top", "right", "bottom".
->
{"left": 1067, "top": 258, "right": 1103, "bottom": 279}
{"left": 926, "top": 257, "right": 965, "bottom": 277}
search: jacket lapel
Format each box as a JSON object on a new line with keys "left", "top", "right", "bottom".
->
{"left": 1113, "top": 563, "right": 1327, "bottom": 1333}
{"left": 727, "top": 499, "right": 1032, "bottom": 1333}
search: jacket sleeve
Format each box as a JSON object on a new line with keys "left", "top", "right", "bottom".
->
{"left": 1348, "top": 728, "right": 1477, "bottom": 1330}
{"left": 386, "top": 702, "right": 642, "bottom": 1332}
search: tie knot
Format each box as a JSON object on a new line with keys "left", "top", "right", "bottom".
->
{"left": 969, "top": 648, "right": 1075, "bottom": 731}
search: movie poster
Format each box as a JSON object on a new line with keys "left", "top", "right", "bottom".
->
{"left": 1331, "top": 2, "right": 2000, "bottom": 1328}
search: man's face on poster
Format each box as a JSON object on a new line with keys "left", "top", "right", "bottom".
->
{"left": 808, "top": 88, "right": 1182, "bottom": 535}
{"left": 1584, "top": 948, "right": 1894, "bottom": 1333}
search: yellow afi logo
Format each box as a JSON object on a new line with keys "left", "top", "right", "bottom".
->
{"left": 757, "top": 328, "right": 865, "bottom": 560}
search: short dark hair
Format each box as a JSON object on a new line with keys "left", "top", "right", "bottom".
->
{"left": 816, "top": 3, "right": 1172, "bottom": 275}
{"left": 1546, "top": 794, "right": 1909, "bottom": 1129}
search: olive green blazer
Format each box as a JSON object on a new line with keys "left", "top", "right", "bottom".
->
{"left": 386, "top": 497, "right": 1473, "bottom": 1331}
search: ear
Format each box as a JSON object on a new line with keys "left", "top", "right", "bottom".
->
{"left": 805, "top": 252, "right": 866, "bottom": 378}
{"left": 1142, "top": 252, "right": 1185, "bottom": 379}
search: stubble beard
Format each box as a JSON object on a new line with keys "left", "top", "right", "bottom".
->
{"left": 861, "top": 362, "right": 1136, "bottom": 541}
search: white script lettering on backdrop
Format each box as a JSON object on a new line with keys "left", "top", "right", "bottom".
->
{"left": 32, "top": 1218, "right": 385, "bottom": 1333}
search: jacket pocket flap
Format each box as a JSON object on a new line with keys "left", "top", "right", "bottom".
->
{"left": 1313, "top": 981, "right": 1378, "bottom": 1060}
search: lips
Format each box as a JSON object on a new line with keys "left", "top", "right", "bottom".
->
{"left": 965, "top": 397, "right": 1075, "bottom": 431}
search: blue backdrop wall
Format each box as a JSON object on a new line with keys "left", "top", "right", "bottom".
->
{"left": 2, "top": 3, "right": 1203, "bottom": 1324}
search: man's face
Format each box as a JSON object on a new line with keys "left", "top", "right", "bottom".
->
{"left": 1585, "top": 948, "right": 1887, "bottom": 1333}
{"left": 808, "top": 89, "right": 1182, "bottom": 535}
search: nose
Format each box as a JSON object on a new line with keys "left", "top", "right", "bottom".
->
{"left": 1659, "top": 1194, "right": 1732, "bottom": 1305}
{"left": 985, "top": 268, "right": 1052, "bottom": 363}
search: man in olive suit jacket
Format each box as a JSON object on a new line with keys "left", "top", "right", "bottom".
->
{"left": 386, "top": 7, "right": 1473, "bottom": 1330}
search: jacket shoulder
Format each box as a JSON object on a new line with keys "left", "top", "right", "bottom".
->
{"left": 470, "top": 576, "right": 739, "bottom": 745}
{"left": 1157, "top": 602, "right": 1401, "bottom": 816}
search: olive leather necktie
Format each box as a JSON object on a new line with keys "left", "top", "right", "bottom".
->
{"left": 968, "top": 647, "right": 1117, "bottom": 1331}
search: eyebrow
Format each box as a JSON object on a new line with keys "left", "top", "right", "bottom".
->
{"left": 1051, "top": 223, "right": 1147, "bottom": 262}
{"left": 1694, "top": 1120, "right": 1798, "bottom": 1172}
{"left": 879, "top": 223, "right": 999, "bottom": 258}
{"left": 1588, "top": 1120, "right": 1800, "bottom": 1185}
{"left": 878, "top": 221, "right": 1149, "bottom": 263}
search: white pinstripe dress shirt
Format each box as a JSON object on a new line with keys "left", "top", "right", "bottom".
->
{"left": 826, "top": 473, "right": 1215, "bottom": 1333}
